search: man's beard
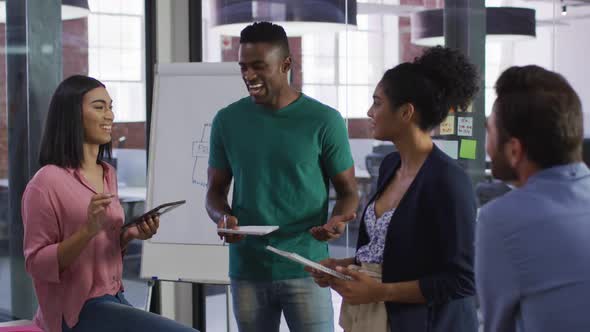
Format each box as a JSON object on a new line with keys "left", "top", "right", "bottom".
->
{"left": 491, "top": 147, "right": 518, "bottom": 182}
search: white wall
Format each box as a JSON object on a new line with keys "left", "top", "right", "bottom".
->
{"left": 486, "top": 1, "right": 590, "bottom": 135}
{"left": 553, "top": 14, "right": 590, "bottom": 135}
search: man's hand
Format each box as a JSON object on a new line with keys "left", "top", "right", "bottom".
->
{"left": 217, "top": 215, "right": 244, "bottom": 243}
{"left": 329, "top": 266, "right": 386, "bottom": 305}
{"left": 310, "top": 212, "right": 356, "bottom": 241}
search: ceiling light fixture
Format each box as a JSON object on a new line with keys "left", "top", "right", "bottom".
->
{"left": 411, "top": 7, "right": 536, "bottom": 46}
{"left": 211, "top": 0, "right": 357, "bottom": 36}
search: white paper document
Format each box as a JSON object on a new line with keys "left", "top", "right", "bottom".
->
{"left": 265, "top": 245, "right": 353, "bottom": 281}
{"left": 217, "top": 225, "right": 279, "bottom": 236}
{"left": 458, "top": 116, "right": 474, "bottom": 136}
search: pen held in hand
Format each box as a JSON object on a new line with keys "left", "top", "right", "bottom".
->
{"left": 222, "top": 215, "right": 227, "bottom": 245}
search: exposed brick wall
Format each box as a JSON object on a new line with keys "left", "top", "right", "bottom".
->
{"left": 399, "top": 0, "right": 443, "bottom": 63}
{"left": 111, "top": 122, "right": 146, "bottom": 149}
{"left": 425, "top": 0, "right": 445, "bottom": 9}
{"left": 212, "top": 8, "right": 448, "bottom": 140}
{"left": 63, "top": 19, "right": 89, "bottom": 77}
{"left": 400, "top": 0, "right": 428, "bottom": 62}
{"left": 348, "top": 118, "right": 372, "bottom": 139}
{"left": 347, "top": 0, "right": 445, "bottom": 139}
{"left": 0, "top": 18, "right": 116, "bottom": 179}
{"left": 289, "top": 38, "right": 302, "bottom": 90}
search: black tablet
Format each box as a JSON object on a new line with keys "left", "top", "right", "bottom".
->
{"left": 122, "top": 200, "right": 186, "bottom": 229}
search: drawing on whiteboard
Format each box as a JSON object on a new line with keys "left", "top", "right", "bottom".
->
{"left": 192, "top": 123, "right": 211, "bottom": 187}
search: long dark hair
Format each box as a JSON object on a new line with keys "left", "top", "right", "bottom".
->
{"left": 39, "top": 75, "right": 112, "bottom": 168}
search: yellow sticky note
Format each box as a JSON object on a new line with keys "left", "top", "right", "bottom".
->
{"left": 439, "top": 115, "right": 455, "bottom": 135}
{"left": 459, "top": 139, "right": 477, "bottom": 160}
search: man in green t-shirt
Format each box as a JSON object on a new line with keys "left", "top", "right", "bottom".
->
{"left": 206, "top": 22, "right": 358, "bottom": 332}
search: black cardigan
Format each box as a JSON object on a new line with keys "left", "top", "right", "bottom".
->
{"left": 357, "top": 145, "right": 478, "bottom": 332}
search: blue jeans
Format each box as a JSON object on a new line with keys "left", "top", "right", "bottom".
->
{"left": 62, "top": 291, "right": 198, "bottom": 332}
{"left": 231, "top": 277, "right": 334, "bottom": 332}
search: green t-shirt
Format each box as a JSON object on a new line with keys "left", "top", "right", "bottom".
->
{"left": 208, "top": 93, "right": 353, "bottom": 281}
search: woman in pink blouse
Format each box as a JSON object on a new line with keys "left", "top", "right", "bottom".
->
{"left": 22, "top": 75, "right": 198, "bottom": 332}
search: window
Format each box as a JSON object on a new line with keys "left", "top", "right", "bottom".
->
{"left": 87, "top": 0, "right": 146, "bottom": 122}
{"left": 85, "top": 0, "right": 149, "bottom": 309}
{"left": 0, "top": 0, "right": 149, "bottom": 319}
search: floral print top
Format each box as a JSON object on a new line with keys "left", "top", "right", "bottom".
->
{"left": 356, "top": 200, "right": 396, "bottom": 264}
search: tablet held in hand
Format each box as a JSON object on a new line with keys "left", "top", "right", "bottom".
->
{"left": 217, "top": 225, "right": 279, "bottom": 236}
{"left": 266, "top": 245, "right": 353, "bottom": 281}
{"left": 122, "top": 200, "right": 186, "bottom": 229}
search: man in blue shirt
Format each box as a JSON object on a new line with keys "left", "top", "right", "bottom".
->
{"left": 477, "top": 65, "right": 590, "bottom": 332}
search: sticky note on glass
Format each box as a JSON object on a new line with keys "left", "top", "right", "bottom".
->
{"left": 460, "top": 139, "right": 477, "bottom": 159}
{"left": 433, "top": 139, "right": 458, "bottom": 159}
{"left": 457, "top": 117, "right": 473, "bottom": 136}
{"left": 439, "top": 115, "right": 455, "bottom": 135}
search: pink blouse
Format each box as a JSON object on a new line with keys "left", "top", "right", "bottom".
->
{"left": 22, "top": 162, "right": 125, "bottom": 332}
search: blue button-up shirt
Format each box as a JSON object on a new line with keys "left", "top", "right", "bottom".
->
{"left": 476, "top": 162, "right": 590, "bottom": 332}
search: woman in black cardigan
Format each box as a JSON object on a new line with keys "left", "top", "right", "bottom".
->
{"left": 308, "top": 46, "right": 479, "bottom": 332}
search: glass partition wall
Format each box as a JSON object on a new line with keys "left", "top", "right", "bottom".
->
{"left": 1, "top": 0, "right": 588, "bottom": 329}
{"left": 199, "top": 0, "right": 590, "bottom": 330}
{"left": 1, "top": 0, "right": 149, "bottom": 320}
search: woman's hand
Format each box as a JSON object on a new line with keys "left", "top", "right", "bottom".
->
{"left": 125, "top": 214, "right": 160, "bottom": 241}
{"left": 305, "top": 258, "right": 353, "bottom": 287}
{"left": 329, "top": 266, "right": 386, "bottom": 305}
{"left": 85, "top": 193, "right": 115, "bottom": 237}
{"left": 58, "top": 193, "right": 114, "bottom": 271}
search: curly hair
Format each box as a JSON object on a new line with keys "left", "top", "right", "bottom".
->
{"left": 494, "top": 65, "right": 583, "bottom": 168}
{"left": 380, "top": 46, "right": 479, "bottom": 130}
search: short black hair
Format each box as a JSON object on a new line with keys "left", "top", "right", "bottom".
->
{"left": 380, "top": 46, "right": 479, "bottom": 130}
{"left": 240, "top": 21, "right": 290, "bottom": 57}
{"left": 39, "top": 75, "right": 112, "bottom": 168}
{"left": 494, "top": 65, "right": 583, "bottom": 168}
